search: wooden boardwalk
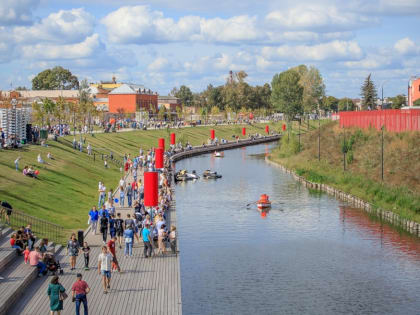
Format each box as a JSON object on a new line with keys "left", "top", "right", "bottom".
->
{"left": 10, "top": 172, "right": 182, "bottom": 315}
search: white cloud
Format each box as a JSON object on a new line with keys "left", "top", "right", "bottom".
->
{"left": 262, "top": 40, "right": 363, "bottom": 62}
{"left": 102, "top": 5, "right": 262, "bottom": 44}
{"left": 266, "top": 5, "right": 376, "bottom": 32}
{"left": 14, "top": 8, "right": 95, "bottom": 44}
{"left": 0, "top": 0, "right": 39, "bottom": 26}
{"left": 148, "top": 57, "right": 169, "bottom": 71}
{"left": 21, "top": 34, "right": 102, "bottom": 60}
{"left": 394, "top": 38, "right": 418, "bottom": 55}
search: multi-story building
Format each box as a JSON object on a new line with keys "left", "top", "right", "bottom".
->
{"left": 408, "top": 76, "right": 420, "bottom": 106}
{"left": 108, "top": 84, "right": 158, "bottom": 114}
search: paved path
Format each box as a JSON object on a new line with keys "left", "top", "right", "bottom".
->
{"left": 10, "top": 171, "right": 182, "bottom": 315}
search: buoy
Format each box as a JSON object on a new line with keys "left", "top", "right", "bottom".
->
{"left": 170, "top": 133, "right": 176, "bottom": 145}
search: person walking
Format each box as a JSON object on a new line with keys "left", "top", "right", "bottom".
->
{"left": 98, "top": 182, "right": 106, "bottom": 208}
{"left": 0, "top": 199, "right": 12, "bottom": 225}
{"left": 157, "top": 224, "right": 167, "bottom": 256}
{"left": 98, "top": 246, "right": 112, "bottom": 294}
{"left": 109, "top": 214, "right": 116, "bottom": 239}
{"left": 126, "top": 183, "right": 133, "bottom": 207}
{"left": 88, "top": 206, "right": 98, "bottom": 235}
{"left": 169, "top": 225, "right": 177, "bottom": 255}
{"left": 47, "top": 275, "right": 66, "bottom": 315}
{"left": 142, "top": 223, "right": 152, "bottom": 258}
{"left": 99, "top": 213, "right": 109, "bottom": 245}
{"left": 115, "top": 213, "right": 124, "bottom": 249}
{"left": 82, "top": 242, "right": 90, "bottom": 270}
{"left": 119, "top": 186, "right": 125, "bottom": 207}
{"left": 14, "top": 156, "right": 21, "bottom": 171}
{"left": 87, "top": 143, "right": 92, "bottom": 156}
{"left": 72, "top": 273, "right": 90, "bottom": 315}
{"left": 67, "top": 234, "right": 80, "bottom": 271}
{"left": 123, "top": 226, "right": 134, "bottom": 258}
{"left": 107, "top": 236, "right": 121, "bottom": 272}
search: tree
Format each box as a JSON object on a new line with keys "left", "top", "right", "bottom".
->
{"left": 414, "top": 99, "right": 420, "bottom": 106}
{"left": 15, "top": 86, "right": 27, "bottom": 91}
{"left": 55, "top": 96, "right": 68, "bottom": 134}
{"left": 390, "top": 95, "right": 406, "bottom": 109}
{"left": 158, "top": 106, "right": 167, "bottom": 120}
{"left": 271, "top": 69, "right": 303, "bottom": 121}
{"left": 174, "top": 85, "right": 193, "bottom": 107}
{"left": 338, "top": 98, "right": 355, "bottom": 111}
{"left": 32, "top": 66, "right": 79, "bottom": 90}
{"left": 32, "top": 101, "right": 46, "bottom": 127}
{"left": 300, "top": 66, "right": 325, "bottom": 114}
{"left": 42, "top": 98, "right": 56, "bottom": 127}
{"left": 322, "top": 96, "right": 339, "bottom": 112}
{"left": 361, "top": 74, "right": 377, "bottom": 110}
{"left": 210, "top": 106, "right": 220, "bottom": 116}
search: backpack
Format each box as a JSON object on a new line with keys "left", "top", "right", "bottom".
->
{"left": 100, "top": 217, "right": 108, "bottom": 229}
{"left": 116, "top": 219, "right": 123, "bottom": 231}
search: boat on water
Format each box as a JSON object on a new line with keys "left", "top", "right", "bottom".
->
{"left": 174, "top": 169, "right": 200, "bottom": 182}
{"left": 202, "top": 170, "right": 222, "bottom": 179}
{"left": 213, "top": 151, "right": 224, "bottom": 157}
{"left": 257, "top": 194, "right": 271, "bottom": 209}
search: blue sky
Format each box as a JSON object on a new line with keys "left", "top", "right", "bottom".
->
{"left": 0, "top": 0, "right": 419, "bottom": 98}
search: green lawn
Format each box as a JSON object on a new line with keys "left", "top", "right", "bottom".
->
{"left": 0, "top": 122, "right": 278, "bottom": 240}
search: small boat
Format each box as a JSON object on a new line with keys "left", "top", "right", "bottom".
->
{"left": 257, "top": 194, "right": 271, "bottom": 209}
{"left": 174, "top": 170, "right": 200, "bottom": 182}
{"left": 213, "top": 151, "right": 224, "bottom": 157}
{"left": 202, "top": 170, "right": 222, "bottom": 179}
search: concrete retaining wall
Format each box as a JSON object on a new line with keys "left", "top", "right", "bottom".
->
{"left": 170, "top": 135, "right": 281, "bottom": 162}
{"left": 266, "top": 158, "right": 420, "bottom": 238}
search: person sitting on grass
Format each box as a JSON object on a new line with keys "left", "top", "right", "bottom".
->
{"left": 37, "top": 153, "right": 45, "bottom": 164}
{"left": 47, "top": 152, "right": 54, "bottom": 160}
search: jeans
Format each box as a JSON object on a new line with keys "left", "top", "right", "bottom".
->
{"left": 143, "top": 241, "right": 152, "bottom": 257}
{"left": 124, "top": 242, "right": 133, "bottom": 256}
{"left": 84, "top": 255, "right": 89, "bottom": 268}
{"left": 127, "top": 194, "right": 132, "bottom": 207}
{"left": 37, "top": 261, "right": 46, "bottom": 274}
{"left": 15, "top": 162, "right": 18, "bottom": 171}
{"left": 120, "top": 193, "right": 125, "bottom": 206}
{"left": 133, "top": 190, "right": 138, "bottom": 200}
{"left": 98, "top": 193, "right": 105, "bottom": 207}
{"left": 101, "top": 229, "right": 108, "bottom": 243}
{"left": 170, "top": 240, "right": 177, "bottom": 254}
{"left": 90, "top": 220, "right": 97, "bottom": 234}
{"left": 110, "top": 229, "right": 116, "bottom": 238}
{"left": 75, "top": 294, "right": 88, "bottom": 315}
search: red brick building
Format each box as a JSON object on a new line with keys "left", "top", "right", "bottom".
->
{"left": 408, "top": 77, "right": 420, "bottom": 107}
{"left": 108, "top": 84, "right": 158, "bottom": 114}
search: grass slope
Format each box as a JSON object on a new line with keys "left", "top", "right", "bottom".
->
{"left": 270, "top": 121, "right": 420, "bottom": 223}
{"left": 0, "top": 123, "right": 276, "bottom": 236}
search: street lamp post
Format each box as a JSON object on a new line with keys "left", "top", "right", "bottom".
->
{"left": 318, "top": 118, "right": 320, "bottom": 161}
{"left": 11, "top": 98, "right": 17, "bottom": 147}
{"left": 381, "top": 126, "right": 384, "bottom": 181}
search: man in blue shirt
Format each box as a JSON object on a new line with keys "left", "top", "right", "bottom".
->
{"left": 98, "top": 205, "right": 109, "bottom": 219}
{"left": 88, "top": 206, "right": 99, "bottom": 235}
{"left": 142, "top": 223, "right": 152, "bottom": 258}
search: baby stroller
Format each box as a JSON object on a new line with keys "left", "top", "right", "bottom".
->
{"left": 45, "top": 253, "right": 63, "bottom": 275}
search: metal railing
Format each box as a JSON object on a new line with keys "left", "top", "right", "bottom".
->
{"left": 0, "top": 208, "right": 65, "bottom": 244}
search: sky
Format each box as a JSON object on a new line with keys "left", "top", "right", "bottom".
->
{"left": 0, "top": 0, "right": 419, "bottom": 98}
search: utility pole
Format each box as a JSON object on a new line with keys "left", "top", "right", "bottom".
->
{"left": 381, "top": 126, "right": 384, "bottom": 181}
{"left": 298, "top": 118, "right": 301, "bottom": 151}
{"left": 318, "top": 118, "right": 320, "bottom": 161}
{"left": 343, "top": 129, "right": 346, "bottom": 171}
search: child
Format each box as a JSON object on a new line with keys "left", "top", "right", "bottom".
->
{"left": 23, "top": 246, "right": 30, "bottom": 264}
{"left": 82, "top": 242, "right": 90, "bottom": 270}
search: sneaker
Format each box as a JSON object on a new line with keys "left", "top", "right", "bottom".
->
{"left": 104, "top": 290, "right": 107, "bottom": 294}
{"left": 107, "top": 285, "right": 110, "bottom": 289}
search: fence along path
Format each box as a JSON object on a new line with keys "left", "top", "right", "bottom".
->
{"left": 9, "top": 172, "right": 182, "bottom": 315}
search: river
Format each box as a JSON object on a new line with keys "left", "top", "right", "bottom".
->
{"left": 174, "top": 143, "right": 420, "bottom": 315}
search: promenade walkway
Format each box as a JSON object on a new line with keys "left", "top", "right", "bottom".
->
{"left": 10, "top": 172, "right": 182, "bottom": 315}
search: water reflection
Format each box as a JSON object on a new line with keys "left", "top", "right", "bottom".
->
{"left": 175, "top": 143, "right": 420, "bottom": 315}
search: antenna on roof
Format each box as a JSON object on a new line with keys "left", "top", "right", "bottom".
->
{"left": 112, "top": 74, "right": 116, "bottom": 84}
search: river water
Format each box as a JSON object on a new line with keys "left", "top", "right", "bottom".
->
{"left": 174, "top": 143, "right": 420, "bottom": 315}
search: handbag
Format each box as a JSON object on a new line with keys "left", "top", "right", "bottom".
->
{"left": 59, "top": 291, "right": 68, "bottom": 301}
